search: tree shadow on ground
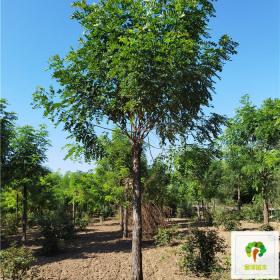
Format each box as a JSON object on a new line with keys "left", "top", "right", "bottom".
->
{"left": 1, "top": 220, "right": 155, "bottom": 267}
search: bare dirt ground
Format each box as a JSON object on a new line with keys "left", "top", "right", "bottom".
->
{"left": 2, "top": 218, "right": 280, "bottom": 280}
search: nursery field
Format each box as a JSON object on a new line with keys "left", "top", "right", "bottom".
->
{"left": 2, "top": 217, "right": 280, "bottom": 280}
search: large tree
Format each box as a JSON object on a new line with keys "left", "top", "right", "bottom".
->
{"left": 33, "top": 0, "right": 237, "bottom": 278}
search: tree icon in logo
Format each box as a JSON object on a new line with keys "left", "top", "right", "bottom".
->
{"left": 245, "top": 242, "right": 267, "bottom": 262}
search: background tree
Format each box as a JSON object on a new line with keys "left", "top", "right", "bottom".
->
{"left": 222, "top": 95, "right": 280, "bottom": 224}
{"left": 33, "top": 0, "right": 237, "bottom": 278}
{"left": 9, "top": 125, "right": 50, "bottom": 241}
{"left": 0, "top": 99, "right": 18, "bottom": 185}
{"left": 170, "top": 144, "right": 216, "bottom": 220}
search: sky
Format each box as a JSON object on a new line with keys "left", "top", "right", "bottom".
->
{"left": 2, "top": 0, "right": 280, "bottom": 174}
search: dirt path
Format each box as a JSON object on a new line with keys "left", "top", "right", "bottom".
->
{"left": 32, "top": 219, "right": 187, "bottom": 280}
{"left": 2, "top": 218, "right": 279, "bottom": 279}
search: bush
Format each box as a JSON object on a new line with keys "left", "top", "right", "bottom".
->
{"left": 179, "top": 228, "right": 225, "bottom": 276}
{"left": 2, "top": 213, "right": 18, "bottom": 236}
{"left": 212, "top": 209, "right": 239, "bottom": 231}
{"left": 27, "top": 212, "right": 37, "bottom": 229}
{"left": 204, "top": 210, "right": 213, "bottom": 226}
{"left": 0, "top": 243, "right": 37, "bottom": 280}
{"left": 100, "top": 205, "right": 112, "bottom": 221}
{"left": 241, "top": 203, "right": 263, "bottom": 223}
{"left": 273, "top": 210, "right": 280, "bottom": 221}
{"left": 258, "top": 224, "right": 274, "bottom": 231}
{"left": 38, "top": 211, "right": 75, "bottom": 256}
{"left": 153, "top": 226, "right": 177, "bottom": 246}
{"left": 176, "top": 203, "right": 195, "bottom": 218}
{"left": 75, "top": 215, "right": 90, "bottom": 231}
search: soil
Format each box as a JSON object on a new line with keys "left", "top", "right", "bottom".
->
{"left": 1, "top": 218, "right": 280, "bottom": 280}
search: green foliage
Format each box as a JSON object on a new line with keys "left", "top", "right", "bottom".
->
{"left": 0, "top": 243, "right": 37, "bottom": 280}
{"left": 176, "top": 203, "right": 196, "bottom": 219}
{"left": 33, "top": 0, "right": 238, "bottom": 158}
{"left": 179, "top": 229, "right": 225, "bottom": 276}
{"left": 75, "top": 214, "right": 90, "bottom": 231}
{"left": 221, "top": 96, "right": 280, "bottom": 224}
{"left": 274, "top": 210, "right": 280, "bottom": 221}
{"left": 258, "top": 224, "right": 274, "bottom": 231}
{"left": 38, "top": 211, "right": 75, "bottom": 256}
{"left": 100, "top": 205, "right": 113, "bottom": 220}
{"left": 27, "top": 212, "right": 37, "bottom": 229}
{"left": 2, "top": 213, "right": 18, "bottom": 236}
{"left": 204, "top": 210, "right": 213, "bottom": 226}
{"left": 241, "top": 203, "right": 263, "bottom": 223}
{"left": 212, "top": 209, "right": 239, "bottom": 231}
{"left": 0, "top": 99, "right": 18, "bottom": 186}
{"left": 153, "top": 226, "right": 177, "bottom": 246}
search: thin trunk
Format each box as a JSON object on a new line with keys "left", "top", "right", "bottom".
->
{"left": 205, "top": 203, "right": 208, "bottom": 210}
{"left": 237, "top": 185, "right": 241, "bottom": 211}
{"left": 73, "top": 201, "right": 75, "bottom": 224}
{"left": 196, "top": 201, "right": 201, "bottom": 221}
{"left": 212, "top": 199, "right": 215, "bottom": 210}
{"left": 131, "top": 144, "right": 143, "bottom": 280}
{"left": 262, "top": 176, "right": 269, "bottom": 225}
{"left": 123, "top": 178, "right": 129, "bottom": 239}
{"left": 22, "top": 183, "right": 27, "bottom": 242}
{"left": 262, "top": 186, "right": 269, "bottom": 224}
{"left": 119, "top": 205, "right": 124, "bottom": 231}
{"left": 16, "top": 191, "right": 19, "bottom": 226}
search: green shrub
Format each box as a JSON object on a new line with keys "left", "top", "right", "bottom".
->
{"left": 153, "top": 226, "right": 177, "bottom": 246}
{"left": 38, "top": 211, "right": 75, "bottom": 256}
{"left": 75, "top": 215, "right": 89, "bottom": 231}
{"left": 273, "top": 210, "right": 280, "bottom": 221}
{"left": 204, "top": 210, "right": 213, "bottom": 226}
{"left": 0, "top": 243, "right": 37, "bottom": 280}
{"left": 27, "top": 212, "right": 37, "bottom": 229}
{"left": 179, "top": 229, "right": 225, "bottom": 276}
{"left": 176, "top": 203, "right": 195, "bottom": 218}
{"left": 212, "top": 209, "right": 239, "bottom": 231}
{"left": 100, "top": 205, "right": 112, "bottom": 220}
{"left": 2, "top": 213, "right": 18, "bottom": 236}
{"left": 258, "top": 224, "right": 274, "bottom": 231}
{"left": 241, "top": 203, "right": 263, "bottom": 223}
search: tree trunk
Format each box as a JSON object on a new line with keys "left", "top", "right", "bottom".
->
{"left": 196, "top": 201, "right": 201, "bottom": 221}
{"left": 201, "top": 199, "right": 204, "bottom": 217}
{"left": 119, "top": 205, "right": 124, "bottom": 231}
{"left": 262, "top": 184, "right": 269, "bottom": 224}
{"left": 22, "top": 183, "right": 27, "bottom": 242}
{"left": 237, "top": 185, "right": 241, "bottom": 211}
{"left": 131, "top": 144, "right": 143, "bottom": 280}
{"left": 212, "top": 199, "right": 215, "bottom": 210}
{"left": 73, "top": 201, "right": 75, "bottom": 224}
{"left": 123, "top": 178, "right": 129, "bottom": 239}
{"left": 16, "top": 191, "right": 19, "bottom": 226}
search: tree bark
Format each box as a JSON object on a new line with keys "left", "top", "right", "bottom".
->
{"left": 123, "top": 178, "right": 129, "bottom": 239}
{"left": 16, "top": 191, "right": 19, "bottom": 226}
{"left": 131, "top": 143, "right": 143, "bottom": 280}
{"left": 73, "top": 201, "right": 75, "bottom": 224}
{"left": 119, "top": 205, "right": 124, "bottom": 231}
{"left": 22, "top": 183, "right": 27, "bottom": 242}
{"left": 262, "top": 177, "right": 269, "bottom": 225}
{"left": 196, "top": 201, "right": 201, "bottom": 221}
{"left": 237, "top": 185, "right": 241, "bottom": 211}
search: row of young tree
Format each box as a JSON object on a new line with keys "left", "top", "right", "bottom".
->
{"left": 2, "top": 96, "right": 280, "bottom": 241}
